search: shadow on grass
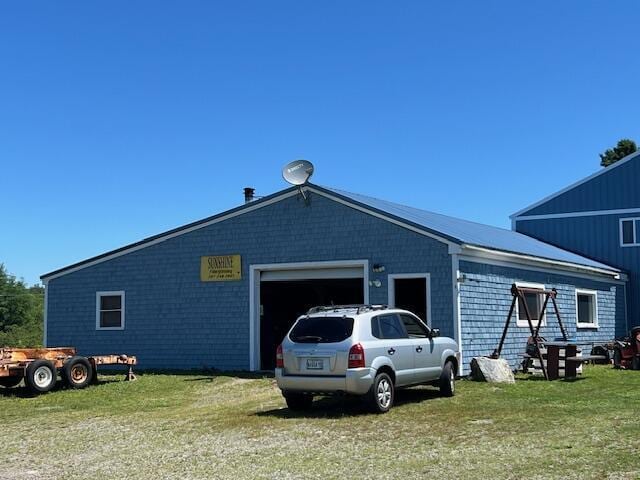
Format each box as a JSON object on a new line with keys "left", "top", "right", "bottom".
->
{"left": 1, "top": 370, "right": 273, "bottom": 397}
{"left": 255, "top": 386, "right": 442, "bottom": 419}
{"left": 516, "top": 375, "right": 587, "bottom": 383}
{"left": 0, "top": 377, "right": 122, "bottom": 398}
{"left": 182, "top": 371, "right": 274, "bottom": 382}
{"left": 112, "top": 369, "right": 274, "bottom": 381}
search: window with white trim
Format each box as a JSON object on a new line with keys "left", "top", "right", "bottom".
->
{"left": 515, "top": 282, "right": 546, "bottom": 328}
{"left": 575, "top": 289, "right": 598, "bottom": 328}
{"left": 96, "top": 291, "right": 125, "bottom": 330}
{"left": 620, "top": 218, "right": 640, "bottom": 246}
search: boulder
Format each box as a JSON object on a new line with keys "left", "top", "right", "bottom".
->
{"left": 470, "top": 357, "right": 515, "bottom": 384}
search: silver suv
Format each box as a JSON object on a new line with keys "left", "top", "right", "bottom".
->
{"left": 275, "top": 305, "right": 459, "bottom": 413}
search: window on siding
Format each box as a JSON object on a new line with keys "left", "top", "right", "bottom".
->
{"left": 576, "top": 289, "right": 598, "bottom": 328}
{"left": 515, "top": 282, "right": 546, "bottom": 328}
{"left": 96, "top": 291, "right": 125, "bottom": 330}
{"left": 620, "top": 218, "right": 640, "bottom": 246}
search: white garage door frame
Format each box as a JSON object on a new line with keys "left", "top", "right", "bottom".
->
{"left": 249, "top": 259, "right": 370, "bottom": 371}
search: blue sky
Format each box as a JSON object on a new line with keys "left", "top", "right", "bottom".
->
{"left": 1, "top": 2, "right": 639, "bottom": 285}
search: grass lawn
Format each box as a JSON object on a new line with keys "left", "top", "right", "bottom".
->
{"left": 1, "top": 365, "right": 639, "bottom": 480}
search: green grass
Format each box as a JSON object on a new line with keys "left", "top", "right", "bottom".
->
{"left": 1, "top": 366, "right": 639, "bottom": 479}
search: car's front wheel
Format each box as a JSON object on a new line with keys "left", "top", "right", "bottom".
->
{"left": 439, "top": 361, "right": 456, "bottom": 397}
{"left": 367, "top": 372, "right": 394, "bottom": 413}
{"left": 283, "top": 392, "right": 313, "bottom": 411}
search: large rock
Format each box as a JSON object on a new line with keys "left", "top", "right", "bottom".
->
{"left": 470, "top": 357, "right": 515, "bottom": 384}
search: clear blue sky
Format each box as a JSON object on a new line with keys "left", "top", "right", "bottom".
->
{"left": 2, "top": 2, "right": 639, "bottom": 286}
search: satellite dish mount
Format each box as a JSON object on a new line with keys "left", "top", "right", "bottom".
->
{"left": 282, "top": 160, "right": 314, "bottom": 202}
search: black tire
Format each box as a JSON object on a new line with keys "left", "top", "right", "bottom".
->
{"left": 613, "top": 348, "right": 622, "bottom": 368}
{"left": 62, "top": 357, "right": 93, "bottom": 389}
{"left": 0, "top": 376, "right": 22, "bottom": 388}
{"left": 284, "top": 392, "right": 313, "bottom": 411}
{"left": 632, "top": 356, "right": 640, "bottom": 371}
{"left": 367, "top": 372, "right": 394, "bottom": 413}
{"left": 439, "top": 361, "right": 456, "bottom": 397}
{"left": 24, "top": 360, "right": 57, "bottom": 394}
{"left": 591, "top": 345, "right": 610, "bottom": 363}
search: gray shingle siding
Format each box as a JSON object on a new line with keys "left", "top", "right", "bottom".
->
{"left": 459, "top": 261, "right": 625, "bottom": 372}
{"left": 47, "top": 192, "right": 455, "bottom": 370}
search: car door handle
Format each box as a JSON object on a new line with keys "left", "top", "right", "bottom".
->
{"left": 387, "top": 348, "right": 396, "bottom": 355}
{"left": 416, "top": 346, "right": 423, "bottom": 353}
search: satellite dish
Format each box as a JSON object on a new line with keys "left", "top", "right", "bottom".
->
{"left": 282, "top": 160, "right": 314, "bottom": 185}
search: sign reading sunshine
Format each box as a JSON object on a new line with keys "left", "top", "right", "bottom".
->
{"left": 200, "top": 255, "right": 242, "bottom": 281}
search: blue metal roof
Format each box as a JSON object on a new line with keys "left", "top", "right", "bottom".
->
{"left": 320, "top": 185, "right": 619, "bottom": 272}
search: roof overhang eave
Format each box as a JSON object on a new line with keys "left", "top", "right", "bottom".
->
{"left": 461, "top": 244, "right": 623, "bottom": 280}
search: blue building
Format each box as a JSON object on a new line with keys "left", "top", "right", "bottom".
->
{"left": 512, "top": 150, "right": 640, "bottom": 335}
{"left": 42, "top": 184, "right": 626, "bottom": 373}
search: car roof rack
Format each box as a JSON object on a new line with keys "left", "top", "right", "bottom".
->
{"left": 306, "top": 304, "right": 388, "bottom": 315}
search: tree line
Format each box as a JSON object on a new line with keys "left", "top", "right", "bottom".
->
{"left": 600, "top": 139, "right": 637, "bottom": 167}
{"left": 0, "top": 264, "right": 43, "bottom": 347}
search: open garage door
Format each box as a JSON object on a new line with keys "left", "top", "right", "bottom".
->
{"left": 255, "top": 263, "right": 366, "bottom": 370}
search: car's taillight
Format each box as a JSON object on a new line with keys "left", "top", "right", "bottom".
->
{"left": 276, "top": 344, "right": 284, "bottom": 368}
{"left": 348, "top": 343, "right": 365, "bottom": 368}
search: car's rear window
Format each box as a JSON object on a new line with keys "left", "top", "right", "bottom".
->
{"left": 289, "top": 316, "right": 354, "bottom": 343}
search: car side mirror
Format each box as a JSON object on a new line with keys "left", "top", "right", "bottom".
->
{"left": 430, "top": 328, "right": 440, "bottom": 338}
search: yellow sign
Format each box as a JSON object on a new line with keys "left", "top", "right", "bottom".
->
{"left": 200, "top": 255, "right": 242, "bottom": 281}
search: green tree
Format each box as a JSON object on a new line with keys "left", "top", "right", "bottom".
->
{"left": 0, "top": 264, "right": 43, "bottom": 347}
{"left": 599, "top": 139, "right": 637, "bottom": 167}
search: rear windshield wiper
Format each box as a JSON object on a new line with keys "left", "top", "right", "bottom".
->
{"left": 294, "top": 335, "right": 324, "bottom": 342}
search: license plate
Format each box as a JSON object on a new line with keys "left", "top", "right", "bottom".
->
{"left": 306, "top": 359, "right": 323, "bottom": 370}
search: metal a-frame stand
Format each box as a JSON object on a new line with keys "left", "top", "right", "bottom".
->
{"left": 490, "top": 283, "right": 568, "bottom": 380}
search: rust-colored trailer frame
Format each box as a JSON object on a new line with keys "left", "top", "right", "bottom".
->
{"left": 0, "top": 346, "right": 136, "bottom": 394}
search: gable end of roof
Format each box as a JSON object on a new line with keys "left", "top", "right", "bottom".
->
{"left": 511, "top": 150, "right": 640, "bottom": 219}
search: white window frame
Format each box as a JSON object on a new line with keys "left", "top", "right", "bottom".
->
{"left": 515, "top": 282, "right": 547, "bottom": 328}
{"left": 387, "top": 273, "right": 432, "bottom": 326}
{"left": 96, "top": 291, "right": 125, "bottom": 331}
{"left": 575, "top": 288, "right": 598, "bottom": 329}
{"left": 619, "top": 217, "right": 640, "bottom": 247}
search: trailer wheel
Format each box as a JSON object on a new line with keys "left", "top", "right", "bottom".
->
{"left": 0, "top": 376, "right": 22, "bottom": 388}
{"left": 25, "top": 360, "right": 57, "bottom": 394}
{"left": 62, "top": 357, "right": 93, "bottom": 389}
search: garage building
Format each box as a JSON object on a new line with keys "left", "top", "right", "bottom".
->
{"left": 42, "top": 184, "right": 626, "bottom": 373}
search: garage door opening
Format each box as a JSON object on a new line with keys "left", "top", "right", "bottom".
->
{"left": 259, "top": 278, "right": 364, "bottom": 370}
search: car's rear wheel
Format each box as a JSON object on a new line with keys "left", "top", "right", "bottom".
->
{"left": 367, "top": 372, "right": 394, "bottom": 413}
{"left": 284, "top": 392, "right": 313, "bottom": 411}
{"left": 439, "top": 361, "right": 455, "bottom": 397}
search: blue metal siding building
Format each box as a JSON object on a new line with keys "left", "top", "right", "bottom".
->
{"left": 43, "top": 184, "right": 626, "bottom": 373}
{"left": 512, "top": 151, "right": 640, "bottom": 332}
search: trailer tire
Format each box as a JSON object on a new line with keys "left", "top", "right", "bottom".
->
{"left": 25, "top": 360, "right": 57, "bottom": 394}
{"left": 63, "top": 357, "right": 93, "bottom": 389}
{"left": 0, "top": 376, "right": 22, "bottom": 388}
